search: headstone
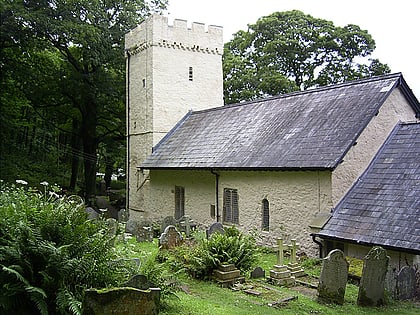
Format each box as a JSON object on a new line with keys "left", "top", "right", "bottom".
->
{"left": 317, "top": 249, "right": 349, "bottom": 304}
{"left": 206, "top": 222, "right": 225, "bottom": 238}
{"left": 83, "top": 287, "right": 161, "bottom": 315}
{"left": 178, "top": 215, "right": 195, "bottom": 237}
{"left": 106, "top": 218, "right": 118, "bottom": 237}
{"left": 124, "top": 274, "right": 154, "bottom": 290}
{"left": 85, "top": 207, "right": 99, "bottom": 220}
{"left": 125, "top": 219, "right": 138, "bottom": 235}
{"left": 159, "top": 225, "right": 183, "bottom": 249}
{"left": 287, "top": 239, "right": 305, "bottom": 278}
{"left": 357, "top": 246, "right": 390, "bottom": 306}
{"left": 160, "top": 216, "right": 176, "bottom": 233}
{"left": 396, "top": 266, "right": 416, "bottom": 300}
{"left": 118, "top": 208, "right": 129, "bottom": 222}
{"left": 268, "top": 238, "right": 295, "bottom": 286}
{"left": 136, "top": 226, "right": 154, "bottom": 242}
{"left": 251, "top": 266, "right": 265, "bottom": 279}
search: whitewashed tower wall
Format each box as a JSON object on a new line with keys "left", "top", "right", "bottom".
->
{"left": 125, "top": 15, "right": 223, "bottom": 215}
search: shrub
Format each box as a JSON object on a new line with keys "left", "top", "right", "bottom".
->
{"left": 169, "top": 226, "right": 258, "bottom": 279}
{"left": 0, "top": 182, "right": 136, "bottom": 315}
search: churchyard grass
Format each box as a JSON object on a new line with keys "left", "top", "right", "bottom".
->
{"left": 122, "top": 238, "right": 419, "bottom": 315}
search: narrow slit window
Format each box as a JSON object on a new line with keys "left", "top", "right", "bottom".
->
{"left": 262, "top": 199, "right": 269, "bottom": 231}
{"left": 175, "top": 186, "right": 185, "bottom": 220}
{"left": 188, "top": 66, "right": 193, "bottom": 81}
{"left": 142, "top": 79, "right": 146, "bottom": 88}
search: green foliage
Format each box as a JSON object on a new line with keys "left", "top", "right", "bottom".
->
{"left": 0, "top": 183, "right": 136, "bottom": 314}
{"left": 169, "top": 227, "right": 258, "bottom": 280}
{"left": 223, "top": 10, "right": 390, "bottom": 104}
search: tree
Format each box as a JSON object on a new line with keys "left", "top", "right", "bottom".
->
{"left": 2, "top": 0, "right": 167, "bottom": 201}
{"left": 223, "top": 10, "right": 390, "bottom": 104}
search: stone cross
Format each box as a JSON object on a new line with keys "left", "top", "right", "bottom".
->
{"left": 288, "top": 239, "right": 300, "bottom": 263}
{"left": 276, "top": 238, "right": 285, "bottom": 266}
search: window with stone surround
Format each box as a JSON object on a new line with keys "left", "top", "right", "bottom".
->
{"left": 188, "top": 66, "right": 193, "bottom": 81}
{"left": 262, "top": 199, "right": 269, "bottom": 231}
{"left": 223, "top": 188, "right": 238, "bottom": 224}
{"left": 175, "top": 186, "right": 185, "bottom": 220}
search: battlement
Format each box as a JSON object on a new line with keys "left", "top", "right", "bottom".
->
{"left": 125, "top": 14, "right": 223, "bottom": 56}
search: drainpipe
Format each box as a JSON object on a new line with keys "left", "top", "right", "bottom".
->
{"left": 311, "top": 234, "right": 324, "bottom": 258}
{"left": 210, "top": 170, "right": 220, "bottom": 222}
{"left": 126, "top": 52, "right": 131, "bottom": 213}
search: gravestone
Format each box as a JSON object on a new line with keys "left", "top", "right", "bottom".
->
{"left": 124, "top": 274, "right": 154, "bottom": 290}
{"left": 159, "top": 225, "right": 183, "bottom": 249}
{"left": 206, "top": 222, "right": 225, "bottom": 238}
{"left": 106, "top": 218, "right": 118, "bottom": 237}
{"left": 86, "top": 207, "right": 99, "bottom": 220}
{"left": 251, "top": 266, "right": 265, "bottom": 279}
{"left": 161, "top": 216, "right": 176, "bottom": 233}
{"left": 396, "top": 266, "right": 416, "bottom": 300}
{"left": 136, "top": 220, "right": 153, "bottom": 242}
{"left": 125, "top": 219, "right": 138, "bottom": 235}
{"left": 117, "top": 208, "right": 129, "bottom": 222}
{"left": 268, "top": 238, "right": 295, "bottom": 286}
{"left": 178, "top": 215, "right": 195, "bottom": 237}
{"left": 357, "top": 246, "right": 389, "bottom": 306}
{"left": 287, "top": 239, "right": 305, "bottom": 278}
{"left": 317, "top": 249, "right": 349, "bottom": 304}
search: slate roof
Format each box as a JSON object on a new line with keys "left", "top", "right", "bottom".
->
{"left": 142, "top": 73, "right": 419, "bottom": 170}
{"left": 317, "top": 122, "right": 420, "bottom": 254}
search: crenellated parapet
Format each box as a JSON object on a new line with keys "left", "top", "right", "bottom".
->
{"left": 125, "top": 15, "right": 223, "bottom": 56}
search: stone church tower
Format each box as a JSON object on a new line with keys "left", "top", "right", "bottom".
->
{"left": 125, "top": 15, "right": 223, "bottom": 216}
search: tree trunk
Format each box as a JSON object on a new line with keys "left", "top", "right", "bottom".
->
{"left": 81, "top": 99, "right": 98, "bottom": 206}
{"left": 69, "top": 119, "right": 81, "bottom": 192}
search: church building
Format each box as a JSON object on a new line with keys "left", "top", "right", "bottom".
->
{"left": 125, "top": 15, "right": 419, "bottom": 256}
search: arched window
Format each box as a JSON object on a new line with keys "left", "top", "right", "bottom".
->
{"left": 262, "top": 199, "right": 269, "bottom": 231}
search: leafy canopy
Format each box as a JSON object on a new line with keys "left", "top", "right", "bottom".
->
{"left": 223, "top": 10, "right": 390, "bottom": 104}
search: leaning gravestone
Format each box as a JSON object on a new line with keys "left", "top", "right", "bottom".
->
{"left": 125, "top": 219, "right": 139, "bottom": 235}
{"left": 159, "top": 225, "right": 183, "bottom": 249}
{"left": 161, "top": 216, "right": 176, "bottom": 233}
{"left": 206, "top": 222, "right": 225, "bottom": 238}
{"left": 396, "top": 266, "right": 416, "bottom": 300}
{"left": 124, "top": 274, "right": 154, "bottom": 290}
{"left": 106, "top": 218, "right": 118, "bottom": 237}
{"left": 317, "top": 249, "right": 349, "bottom": 304}
{"left": 357, "top": 246, "right": 390, "bottom": 306}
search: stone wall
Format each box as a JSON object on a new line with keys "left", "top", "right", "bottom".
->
{"left": 134, "top": 169, "right": 333, "bottom": 256}
{"left": 125, "top": 15, "right": 223, "bottom": 213}
{"left": 332, "top": 88, "right": 418, "bottom": 206}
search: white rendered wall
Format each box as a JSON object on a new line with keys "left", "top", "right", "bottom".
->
{"left": 125, "top": 15, "right": 223, "bottom": 213}
{"left": 332, "top": 88, "right": 418, "bottom": 205}
{"left": 143, "top": 169, "right": 333, "bottom": 256}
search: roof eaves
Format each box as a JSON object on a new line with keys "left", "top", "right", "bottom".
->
{"left": 312, "top": 234, "right": 420, "bottom": 255}
{"left": 397, "top": 74, "right": 420, "bottom": 118}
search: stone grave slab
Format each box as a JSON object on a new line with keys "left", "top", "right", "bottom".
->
{"left": 213, "top": 264, "right": 245, "bottom": 288}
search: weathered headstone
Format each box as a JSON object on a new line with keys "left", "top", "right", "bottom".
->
{"left": 159, "top": 225, "right": 183, "bottom": 249}
{"left": 135, "top": 220, "right": 153, "bottom": 242}
{"left": 106, "top": 218, "right": 118, "bottom": 237}
{"left": 178, "top": 215, "right": 195, "bottom": 237}
{"left": 287, "top": 239, "right": 305, "bottom": 278}
{"left": 396, "top": 266, "right": 416, "bottom": 300}
{"left": 251, "top": 266, "right": 265, "bottom": 279}
{"left": 117, "top": 208, "right": 129, "bottom": 222}
{"left": 357, "top": 246, "right": 390, "bottom": 306}
{"left": 317, "top": 249, "right": 349, "bottom": 304}
{"left": 85, "top": 207, "right": 99, "bottom": 220}
{"left": 83, "top": 287, "right": 161, "bottom": 315}
{"left": 268, "top": 238, "right": 295, "bottom": 286}
{"left": 124, "top": 274, "right": 154, "bottom": 290}
{"left": 160, "top": 216, "right": 176, "bottom": 233}
{"left": 125, "top": 219, "right": 138, "bottom": 235}
{"left": 206, "top": 222, "right": 225, "bottom": 238}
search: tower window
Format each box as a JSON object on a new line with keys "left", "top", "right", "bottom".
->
{"left": 188, "top": 66, "right": 193, "bottom": 81}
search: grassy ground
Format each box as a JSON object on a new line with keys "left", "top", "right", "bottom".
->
{"left": 118, "top": 237, "right": 419, "bottom": 315}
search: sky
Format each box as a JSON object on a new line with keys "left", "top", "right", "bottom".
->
{"left": 164, "top": 0, "right": 419, "bottom": 97}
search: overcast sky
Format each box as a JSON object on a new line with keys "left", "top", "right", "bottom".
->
{"left": 164, "top": 0, "right": 419, "bottom": 97}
